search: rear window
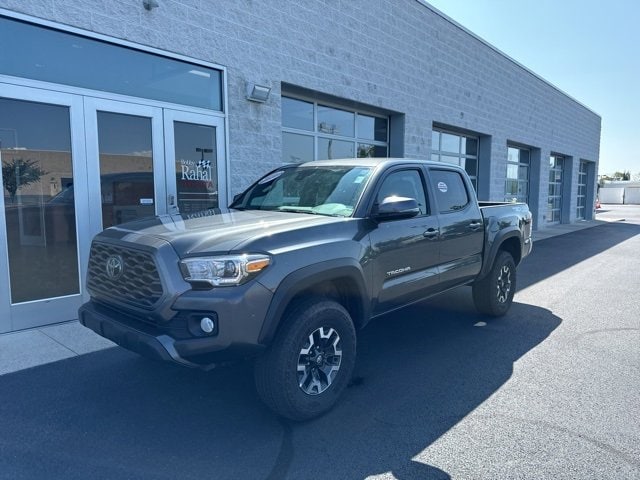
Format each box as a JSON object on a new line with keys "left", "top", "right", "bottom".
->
{"left": 430, "top": 170, "right": 469, "bottom": 213}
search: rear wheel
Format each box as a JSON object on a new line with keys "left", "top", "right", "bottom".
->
{"left": 254, "top": 299, "right": 356, "bottom": 421}
{"left": 472, "top": 251, "right": 516, "bottom": 316}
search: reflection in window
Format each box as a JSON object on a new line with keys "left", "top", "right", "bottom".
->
{"left": 440, "top": 133, "right": 460, "bottom": 153}
{"left": 0, "top": 17, "right": 222, "bottom": 111}
{"left": 504, "top": 146, "right": 530, "bottom": 204}
{"left": 431, "top": 128, "right": 479, "bottom": 190}
{"left": 547, "top": 154, "right": 565, "bottom": 224}
{"left": 577, "top": 160, "right": 589, "bottom": 219}
{"left": 173, "top": 121, "right": 217, "bottom": 214}
{"left": 357, "top": 114, "right": 388, "bottom": 142}
{"left": 282, "top": 97, "right": 313, "bottom": 131}
{"left": 0, "top": 98, "right": 79, "bottom": 303}
{"left": 358, "top": 143, "right": 387, "bottom": 158}
{"left": 377, "top": 169, "right": 428, "bottom": 215}
{"left": 318, "top": 105, "right": 354, "bottom": 137}
{"left": 97, "top": 112, "right": 155, "bottom": 228}
{"left": 234, "top": 165, "right": 373, "bottom": 217}
{"left": 318, "top": 138, "right": 354, "bottom": 160}
{"left": 281, "top": 95, "right": 388, "bottom": 163}
{"left": 282, "top": 132, "right": 313, "bottom": 163}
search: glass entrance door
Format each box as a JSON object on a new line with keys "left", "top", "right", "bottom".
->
{"left": 0, "top": 84, "right": 89, "bottom": 332}
{"left": 83, "top": 98, "right": 166, "bottom": 235}
{"left": 164, "top": 110, "right": 226, "bottom": 215}
{"left": 0, "top": 91, "right": 226, "bottom": 333}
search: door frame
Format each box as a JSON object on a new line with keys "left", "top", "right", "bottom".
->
{"left": 163, "top": 110, "right": 228, "bottom": 212}
{"left": 0, "top": 82, "right": 89, "bottom": 332}
{"left": 83, "top": 97, "right": 166, "bottom": 237}
{"left": 0, "top": 86, "right": 228, "bottom": 333}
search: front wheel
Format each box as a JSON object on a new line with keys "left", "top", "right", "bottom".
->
{"left": 254, "top": 299, "right": 356, "bottom": 421}
{"left": 472, "top": 251, "right": 516, "bottom": 316}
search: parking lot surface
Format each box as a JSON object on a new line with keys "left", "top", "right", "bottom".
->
{"left": 0, "top": 205, "right": 638, "bottom": 479}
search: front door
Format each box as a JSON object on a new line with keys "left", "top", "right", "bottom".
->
{"left": 368, "top": 167, "right": 441, "bottom": 315}
{"left": 83, "top": 98, "right": 166, "bottom": 235}
{"left": 0, "top": 84, "right": 89, "bottom": 332}
{"left": 0, "top": 92, "right": 227, "bottom": 333}
{"left": 164, "top": 110, "right": 227, "bottom": 215}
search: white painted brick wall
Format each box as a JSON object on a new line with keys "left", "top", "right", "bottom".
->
{"left": 1, "top": 0, "right": 601, "bottom": 225}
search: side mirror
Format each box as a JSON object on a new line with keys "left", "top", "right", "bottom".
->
{"left": 373, "top": 196, "right": 420, "bottom": 221}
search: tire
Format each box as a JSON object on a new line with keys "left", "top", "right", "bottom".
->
{"left": 254, "top": 298, "right": 356, "bottom": 421}
{"left": 472, "top": 251, "right": 516, "bottom": 317}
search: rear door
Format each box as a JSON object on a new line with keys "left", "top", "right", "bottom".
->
{"left": 368, "top": 166, "right": 441, "bottom": 315}
{"left": 427, "top": 167, "right": 484, "bottom": 289}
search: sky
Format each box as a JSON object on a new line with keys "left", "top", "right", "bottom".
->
{"left": 425, "top": 0, "right": 640, "bottom": 176}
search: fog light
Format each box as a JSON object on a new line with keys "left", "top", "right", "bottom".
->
{"left": 200, "top": 317, "right": 215, "bottom": 334}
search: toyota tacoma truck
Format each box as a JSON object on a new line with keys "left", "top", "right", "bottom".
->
{"left": 79, "top": 158, "right": 532, "bottom": 420}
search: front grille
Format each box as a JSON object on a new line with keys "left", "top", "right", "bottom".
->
{"left": 87, "top": 242, "right": 164, "bottom": 310}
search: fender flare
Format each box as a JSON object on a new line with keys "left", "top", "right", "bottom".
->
{"left": 478, "top": 228, "right": 523, "bottom": 280}
{"left": 257, "top": 258, "right": 370, "bottom": 344}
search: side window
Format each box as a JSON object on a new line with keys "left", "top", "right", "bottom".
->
{"left": 376, "top": 169, "right": 428, "bottom": 215}
{"left": 429, "top": 170, "right": 469, "bottom": 213}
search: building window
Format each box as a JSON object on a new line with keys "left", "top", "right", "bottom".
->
{"left": 577, "top": 160, "right": 588, "bottom": 219}
{"left": 431, "top": 128, "right": 478, "bottom": 190}
{"left": 505, "top": 145, "right": 530, "bottom": 203}
{"left": 0, "top": 16, "right": 223, "bottom": 111}
{"left": 281, "top": 96, "right": 389, "bottom": 163}
{"left": 548, "top": 154, "right": 565, "bottom": 224}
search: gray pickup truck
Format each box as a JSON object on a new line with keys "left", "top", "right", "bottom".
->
{"left": 79, "top": 158, "right": 532, "bottom": 420}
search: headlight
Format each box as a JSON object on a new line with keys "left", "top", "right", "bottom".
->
{"left": 179, "top": 254, "right": 270, "bottom": 287}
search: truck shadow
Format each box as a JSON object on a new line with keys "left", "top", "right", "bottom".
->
{"left": 272, "top": 294, "right": 560, "bottom": 479}
{"left": 0, "top": 295, "right": 559, "bottom": 480}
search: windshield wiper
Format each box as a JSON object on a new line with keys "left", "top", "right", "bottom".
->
{"left": 278, "top": 207, "right": 321, "bottom": 215}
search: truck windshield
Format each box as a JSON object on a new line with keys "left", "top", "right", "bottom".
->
{"left": 231, "top": 166, "right": 373, "bottom": 217}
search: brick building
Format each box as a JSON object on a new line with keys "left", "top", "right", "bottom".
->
{"left": 0, "top": 0, "right": 601, "bottom": 332}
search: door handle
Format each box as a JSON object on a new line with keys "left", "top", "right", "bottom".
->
{"left": 423, "top": 228, "right": 439, "bottom": 239}
{"left": 468, "top": 221, "right": 483, "bottom": 231}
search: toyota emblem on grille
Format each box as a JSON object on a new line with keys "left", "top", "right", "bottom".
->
{"left": 106, "top": 255, "right": 124, "bottom": 280}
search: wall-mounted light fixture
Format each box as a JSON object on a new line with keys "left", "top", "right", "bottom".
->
{"left": 246, "top": 83, "right": 271, "bottom": 103}
{"left": 143, "top": 0, "right": 159, "bottom": 11}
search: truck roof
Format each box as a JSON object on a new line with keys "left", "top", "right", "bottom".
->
{"left": 297, "top": 158, "right": 448, "bottom": 169}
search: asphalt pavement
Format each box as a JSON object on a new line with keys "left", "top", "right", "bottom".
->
{"left": 0, "top": 205, "right": 638, "bottom": 479}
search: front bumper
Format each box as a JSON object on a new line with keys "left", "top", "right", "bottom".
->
{"left": 79, "top": 281, "right": 273, "bottom": 369}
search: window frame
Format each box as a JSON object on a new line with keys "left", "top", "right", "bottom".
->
{"left": 504, "top": 144, "right": 531, "bottom": 203}
{"left": 366, "top": 167, "right": 432, "bottom": 218}
{"left": 427, "top": 167, "right": 472, "bottom": 214}
{"left": 281, "top": 95, "right": 389, "bottom": 163}
{"left": 430, "top": 127, "right": 479, "bottom": 190}
{"left": 576, "top": 160, "right": 588, "bottom": 220}
{"left": 0, "top": 14, "right": 224, "bottom": 112}
{"left": 547, "top": 154, "right": 565, "bottom": 224}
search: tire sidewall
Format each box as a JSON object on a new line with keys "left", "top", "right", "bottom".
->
{"left": 490, "top": 252, "right": 516, "bottom": 315}
{"left": 287, "top": 303, "right": 355, "bottom": 413}
{"left": 264, "top": 300, "right": 356, "bottom": 420}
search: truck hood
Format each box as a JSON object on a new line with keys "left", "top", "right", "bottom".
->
{"left": 98, "top": 209, "right": 347, "bottom": 256}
